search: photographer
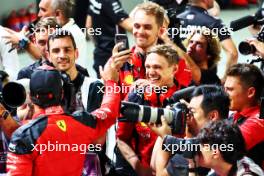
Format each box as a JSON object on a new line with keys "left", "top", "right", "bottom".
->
{"left": 150, "top": 85, "right": 230, "bottom": 176}
{"left": 192, "top": 120, "right": 264, "bottom": 176}
{"left": 6, "top": 58, "right": 121, "bottom": 175}
{"left": 116, "top": 44, "right": 182, "bottom": 176}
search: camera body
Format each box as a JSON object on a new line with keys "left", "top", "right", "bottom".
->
{"left": 120, "top": 86, "right": 195, "bottom": 135}
{"left": 120, "top": 101, "right": 189, "bottom": 135}
{"left": 238, "top": 26, "right": 264, "bottom": 55}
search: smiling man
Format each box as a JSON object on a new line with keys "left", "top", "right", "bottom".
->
{"left": 116, "top": 44, "right": 182, "bottom": 176}
{"left": 47, "top": 29, "right": 103, "bottom": 114}
{"left": 119, "top": 2, "right": 166, "bottom": 91}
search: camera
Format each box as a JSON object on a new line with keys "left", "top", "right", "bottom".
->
{"left": 120, "top": 86, "right": 195, "bottom": 135}
{"left": 120, "top": 101, "right": 189, "bottom": 135}
{"left": 162, "top": 135, "right": 200, "bottom": 159}
{"left": 0, "top": 79, "right": 29, "bottom": 109}
{"left": 238, "top": 26, "right": 264, "bottom": 55}
{"left": 230, "top": 3, "right": 264, "bottom": 31}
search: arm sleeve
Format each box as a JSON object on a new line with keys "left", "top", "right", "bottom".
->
{"left": 90, "top": 80, "right": 121, "bottom": 138}
{"left": 103, "top": 0, "right": 129, "bottom": 24}
{"left": 7, "top": 153, "right": 34, "bottom": 176}
{"left": 87, "top": 81, "right": 104, "bottom": 112}
{"left": 0, "top": 29, "right": 19, "bottom": 81}
{"left": 210, "top": 19, "right": 231, "bottom": 42}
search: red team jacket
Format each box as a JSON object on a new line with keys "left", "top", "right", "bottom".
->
{"left": 7, "top": 80, "right": 120, "bottom": 176}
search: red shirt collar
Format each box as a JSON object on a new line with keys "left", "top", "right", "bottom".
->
{"left": 233, "top": 105, "right": 260, "bottom": 122}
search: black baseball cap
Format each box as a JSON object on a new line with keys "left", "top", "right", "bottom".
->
{"left": 30, "top": 69, "right": 63, "bottom": 108}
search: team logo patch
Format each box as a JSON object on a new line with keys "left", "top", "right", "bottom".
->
{"left": 124, "top": 75, "right": 133, "bottom": 85}
{"left": 56, "top": 120, "right": 67, "bottom": 132}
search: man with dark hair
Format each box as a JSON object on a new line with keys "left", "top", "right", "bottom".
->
{"left": 151, "top": 85, "right": 230, "bottom": 176}
{"left": 224, "top": 63, "right": 264, "bottom": 168}
{"left": 188, "top": 85, "right": 230, "bottom": 134}
{"left": 194, "top": 120, "right": 264, "bottom": 176}
{"left": 6, "top": 61, "right": 120, "bottom": 175}
{"left": 46, "top": 28, "right": 101, "bottom": 114}
{"left": 38, "top": 0, "right": 89, "bottom": 70}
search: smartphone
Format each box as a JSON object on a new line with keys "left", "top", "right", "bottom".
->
{"left": 115, "top": 34, "right": 129, "bottom": 52}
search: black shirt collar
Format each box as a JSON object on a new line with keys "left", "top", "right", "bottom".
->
{"left": 71, "top": 72, "right": 85, "bottom": 92}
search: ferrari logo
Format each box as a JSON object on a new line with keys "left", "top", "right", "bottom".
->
{"left": 56, "top": 120, "right": 67, "bottom": 132}
{"left": 124, "top": 75, "right": 133, "bottom": 85}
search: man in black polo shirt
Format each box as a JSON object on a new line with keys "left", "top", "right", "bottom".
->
{"left": 87, "top": 0, "right": 132, "bottom": 78}
{"left": 177, "top": 0, "right": 238, "bottom": 77}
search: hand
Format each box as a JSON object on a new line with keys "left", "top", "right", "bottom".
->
{"left": 159, "top": 27, "right": 173, "bottom": 44}
{"left": 148, "top": 116, "right": 172, "bottom": 138}
{"left": 111, "top": 42, "right": 131, "bottom": 70}
{"left": 131, "top": 79, "right": 150, "bottom": 89}
{"left": 2, "top": 26, "right": 28, "bottom": 48}
{"left": 247, "top": 39, "right": 264, "bottom": 58}
{"left": 99, "top": 57, "right": 119, "bottom": 82}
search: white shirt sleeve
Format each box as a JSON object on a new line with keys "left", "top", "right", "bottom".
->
{"left": 0, "top": 26, "right": 20, "bottom": 81}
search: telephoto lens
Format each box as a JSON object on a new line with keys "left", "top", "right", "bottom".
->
{"left": 238, "top": 41, "right": 256, "bottom": 55}
{"left": 120, "top": 101, "right": 188, "bottom": 135}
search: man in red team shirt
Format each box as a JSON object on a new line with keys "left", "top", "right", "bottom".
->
{"left": 224, "top": 63, "right": 264, "bottom": 169}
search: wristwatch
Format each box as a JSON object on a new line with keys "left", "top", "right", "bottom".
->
{"left": 18, "top": 36, "right": 29, "bottom": 49}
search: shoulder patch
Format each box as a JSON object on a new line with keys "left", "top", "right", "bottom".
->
{"left": 9, "top": 115, "right": 48, "bottom": 154}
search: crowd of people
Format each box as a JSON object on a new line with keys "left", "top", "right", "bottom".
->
{"left": 0, "top": 0, "right": 264, "bottom": 175}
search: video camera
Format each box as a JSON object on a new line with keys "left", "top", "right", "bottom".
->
{"left": 238, "top": 25, "right": 264, "bottom": 55}
{"left": 119, "top": 86, "right": 195, "bottom": 135}
{"left": 230, "top": 4, "right": 264, "bottom": 31}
